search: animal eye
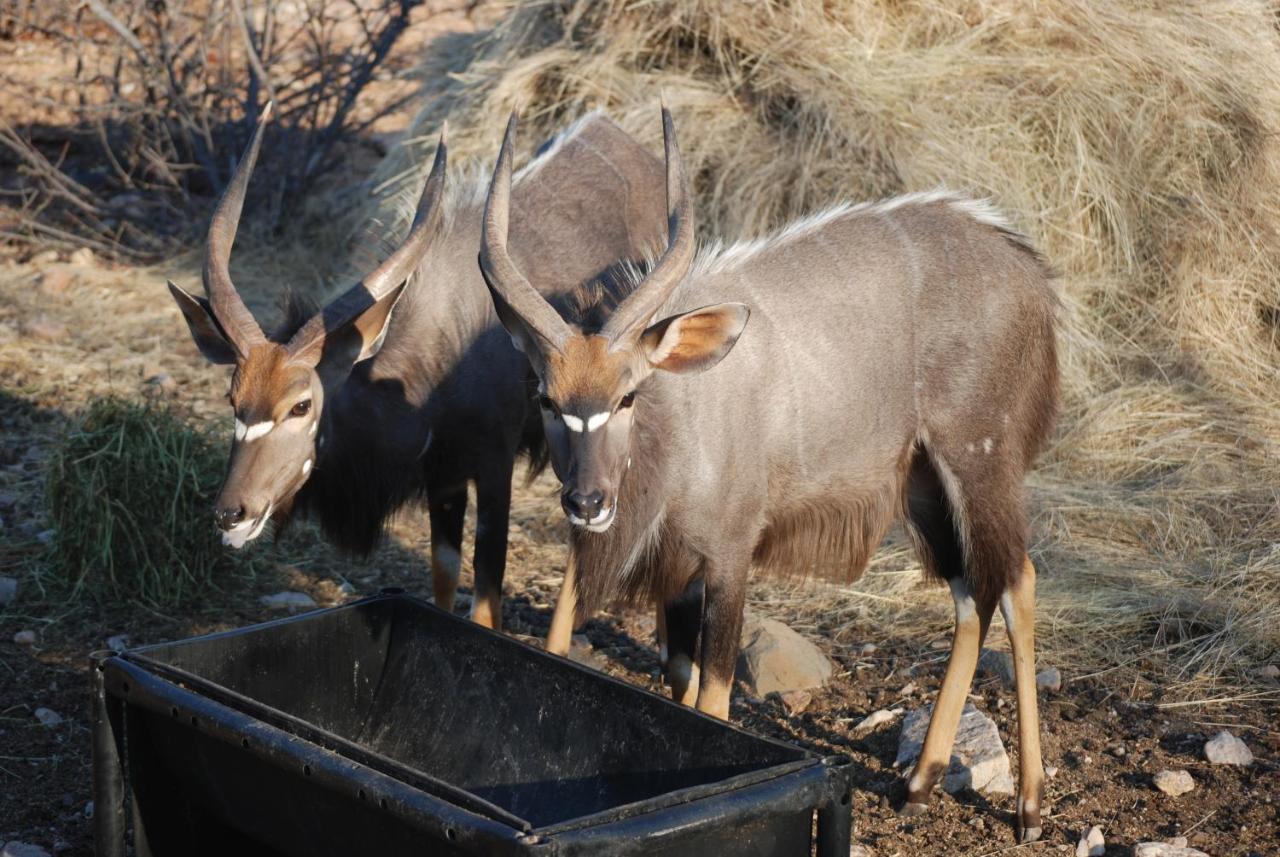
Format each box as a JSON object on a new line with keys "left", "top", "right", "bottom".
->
{"left": 538, "top": 395, "right": 558, "bottom": 414}
{"left": 290, "top": 399, "right": 312, "bottom": 418}
{"left": 618, "top": 391, "right": 636, "bottom": 410}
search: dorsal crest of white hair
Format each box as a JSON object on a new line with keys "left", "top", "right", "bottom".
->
{"left": 693, "top": 187, "right": 1037, "bottom": 276}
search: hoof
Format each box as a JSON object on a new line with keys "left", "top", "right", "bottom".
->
{"left": 897, "top": 801, "right": 929, "bottom": 818}
{"left": 1018, "top": 825, "right": 1043, "bottom": 844}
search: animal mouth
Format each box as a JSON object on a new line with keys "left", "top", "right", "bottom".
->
{"left": 220, "top": 502, "right": 273, "bottom": 549}
{"left": 569, "top": 503, "right": 616, "bottom": 533}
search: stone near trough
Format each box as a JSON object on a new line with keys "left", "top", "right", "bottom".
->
{"left": 2, "top": 843, "right": 52, "bottom": 857}
{"left": 1132, "top": 844, "right": 1210, "bottom": 857}
{"left": 1036, "top": 666, "right": 1062, "bottom": 692}
{"left": 259, "top": 591, "right": 317, "bottom": 611}
{"left": 1076, "top": 825, "right": 1105, "bottom": 857}
{"left": 855, "top": 708, "right": 902, "bottom": 733}
{"left": 13, "top": 629, "right": 35, "bottom": 646}
{"left": 735, "top": 614, "right": 833, "bottom": 696}
{"left": 106, "top": 634, "right": 129, "bottom": 653}
{"left": 68, "top": 247, "right": 95, "bottom": 267}
{"left": 777, "top": 689, "right": 812, "bottom": 715}
{"left": 1152, "top": 768, "right": 1195, "bottom": 797}
{"left": 977, "top": 648, "right": 1015, "bottom": 685}
{"left": 0, "top": 575, "right": 16, "bottom": 605}
{"left": 896, "top": 702, "right": 1014, "bottom": 796}
{"left": 1204, "top": 730, "right": 1253, "bottom": 766}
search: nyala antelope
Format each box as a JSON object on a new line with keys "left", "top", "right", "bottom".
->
{"left": 168, "top": 105, "right": 664, "bottom": 628}
{"left": 480, "top": 107, "right": 1057, "bottom": 842}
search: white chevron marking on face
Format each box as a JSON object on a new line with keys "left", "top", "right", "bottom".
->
{"left": 586, "top": 412, "right": 610, "bottom": 431}
{"left": 561, "top": 414, "right": 585, "bottom": 432}
{"left": 243, "top": 421, "right": 274, "bottom": 442}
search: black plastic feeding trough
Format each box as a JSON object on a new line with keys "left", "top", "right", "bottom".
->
{"left": 91, "top": 592, "right": 854, "bottom": 856}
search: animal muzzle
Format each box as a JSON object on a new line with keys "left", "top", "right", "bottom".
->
{"left": 213, "top": 498, "right": 274, "bottom": 549}
{"left": 562, "top": 489, "right": 616, "bottom": 532}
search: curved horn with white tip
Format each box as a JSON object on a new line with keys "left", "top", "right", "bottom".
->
{"left": 203, "top": 102, "right": 273, "bottom": 356}
{"left": 286, "top": 125, "right": 450, "bottom": 361}
{"left": 600, "top": 104, "right": 696, "bottom": 344}
{"left": 479, "top": 111, "right": 575, "bottom": 352}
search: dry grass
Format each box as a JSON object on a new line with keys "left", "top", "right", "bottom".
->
{"left": 339, "top": 0, "right": 1280, "bottom": 699}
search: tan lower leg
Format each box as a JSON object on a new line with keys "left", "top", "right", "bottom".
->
{"left": 430, "top": 544, "right": 461, "bottom": 614}
{"left": 471, "top": 588, "right": 502, "bottom": 631}
{"left": 668, "top": 653, "right": 700, "bottom": 706}
{"left": 546, "top": 557, "right": 579, "bottom": 656}
{"left": 695, "top": 674, "right": 731, "bottom": 720}
{"left": 1002, "top": 556, "right": 1045, "bottom": 842}
{"left": 904, "top": 578, "right": 986, "bottom": 809}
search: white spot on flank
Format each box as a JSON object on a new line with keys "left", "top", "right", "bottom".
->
{"left": 243, "top": 421, "right": 274, "bottom": 442}
{"left": 302, "top": 459, "right": 312, "bottom": 477}
{"left": 561, "top": 414, "right": 585, "bottom": 432}
{"left": 586, "top": 412, "right": 610, "bottom": 432}
{"left": 982, "top": 437, "right": 994, "bottom": 454}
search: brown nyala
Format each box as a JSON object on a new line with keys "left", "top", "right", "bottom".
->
{"left": 479, "top": 105, "right": 1058, "bottom": 842}
{"left": 168, "top": 104, "right": 664, "bottom": 629}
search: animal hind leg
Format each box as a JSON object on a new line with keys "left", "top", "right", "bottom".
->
{"left": 427, "top": 489, "right": 466, "bottom": 613}
{"left": 901, "top": 448, "right": 997, "bottom": 813}
{"left": 1002, "top": 555, "right": 1045, "bottom": 843}
{"left": 664, "top": 578, "right": 703, "bottom": 707}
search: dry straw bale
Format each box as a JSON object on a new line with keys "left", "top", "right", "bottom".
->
{"left": 347, "top": 0, "right": 1279, "bottom": 696}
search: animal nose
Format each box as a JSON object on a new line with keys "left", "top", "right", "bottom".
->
{"left": 562, "top": 490, "right": 605, "bottom": 521}
{"left": 213, "top": 505, "right": 246, "bottom": 531}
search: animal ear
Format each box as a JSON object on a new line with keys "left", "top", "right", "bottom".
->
{"left": 167, "top": 280, "right": 237, "bottom": 364}
{"left": 313, "top": 282, "right": 408, "bottom": 377}
{"left": 639, "top": 303, "right": 750, "bottom": 375}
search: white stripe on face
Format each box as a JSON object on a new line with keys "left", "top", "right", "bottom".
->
{"left": 243, "top": 421, "right": 274, "bottom": 442}
{"left": 234, "top": 419, "right": 247, "bottom": 441}
{"left": 586, "top": 412, "right": 610, "bottom": 432}
{"left": 302, "top": 458, "right": 312, "bottom": 477}
{"left": 561, "top": 414, "right": 585, "bottom": 432}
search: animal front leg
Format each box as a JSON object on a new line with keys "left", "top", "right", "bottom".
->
{"left": 427, "top": 490, "right": 466, "bottom": 613}
{"left": 695, "top": 566, "right": 747, "bottom": 720}
{"left": 472, "top": 470, "right": 512, "bottom": 631}
{"left": 546, "top": 547, "right": 579, "bottom": 656}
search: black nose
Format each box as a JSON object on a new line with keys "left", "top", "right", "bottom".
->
{"left": 562, "top": 490, "right": 605, "bottom": 521}
{"left": 213, "top": 505, "right": 246, "bottom": 531}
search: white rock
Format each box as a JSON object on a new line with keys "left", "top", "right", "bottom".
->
{"left": 855, "top": 708, "right": 902, "bottom": 733}
{"left": 1132, "top": 844, "right": 1210, "bottom": 857}
{"left": 1076, "top": 825, "right": 1105, "bottom": 857}
{"left": 1036, "top": 666, "right": 1062, "bottom": 692}
{"left": 259, "top": 591, "right": 317, "bottom": 611}
{"left": 1152, "top": 768, "right": 1195, "bottom": 797}
{"left": 68, "top": 247, "right": 95, "bottom": 267}
{"left": 1204, "top": 730, "right": 1253, "bottom": 766}
{"left": 735, "top": 614, "right": 834, "bottom": 696}
{"left": 860, "top": 643, "right": 878, "bottom": 656}
{"left": 977, "top": 648, "right": 1015, "bottom": 685}
{"left": 106, "top": 634, "right": 130, "bottom": 653}
{"left": 1256, "top": 664, "right": 1279, "bottom": 680}
{"left": 849, "top": 846, "right": 874, "bottom": 857}
{"left": 896, "top": 702, "right": 1014, "bottom": 795}
{"left": 0, "top": 576, "right": 17, "bottom": 605}
{"left": 34, "top": 708, "right": 62, "bottom": 726}
{"left": 2, "top": 843, "right": 52, "bottom": 857}
{"left": 13, "top": 629, "right": 36, "bottom": 646}
{"left": 778, "top": 688, "right": 812, "bottom": 715}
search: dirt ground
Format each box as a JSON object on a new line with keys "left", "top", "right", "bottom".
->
{"left": 1, "top": 5, "right": 1277, "bottom": 857}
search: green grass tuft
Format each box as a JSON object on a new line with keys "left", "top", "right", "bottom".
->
{"left": 45, "top": 397, "right": 263, "bottom": 608}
